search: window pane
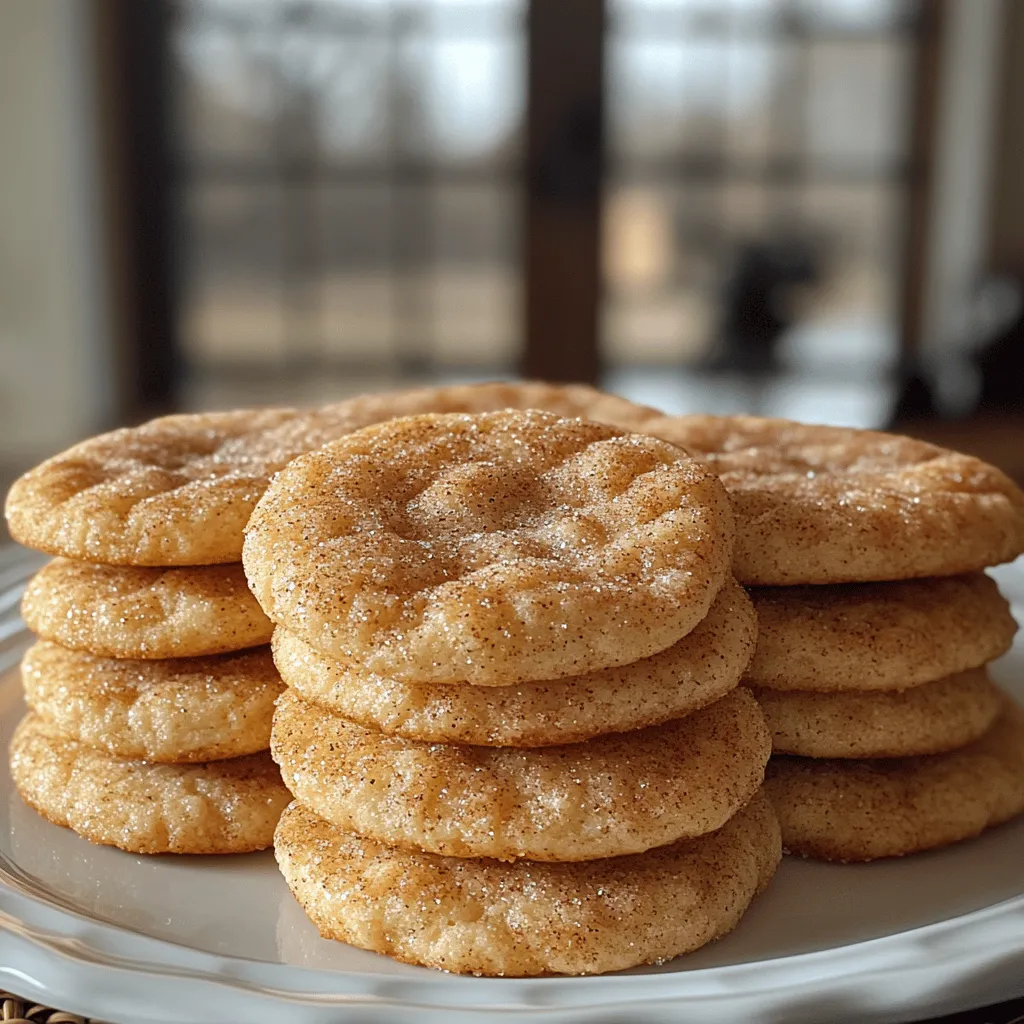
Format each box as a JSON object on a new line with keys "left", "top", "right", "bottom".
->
{"left": 308, "top": 37, "right": 393, "bottom": 163}
{"left": 724, "top": 41, "right": 787, "bottom": 166}
{"left": 609, "top": 41, "right": 731, "bottom": 161}
{"left": 799, "top": 182, "right": 901, "bottom": 309}
{"left": 318, "top": 185, "right": 397, "bottom": 363}
{"left": 173, "top": 21, "right": 279, "bottom": 162}
{"left": 604, "top": 184, "right": 718, "bottom": 364}
{"left": 397, "top": 36, "right": 524, "bottom": 164}
{"left": 797, "top": 0, "right": 917, "bottom": 32}
{"left": 425, "top": 0, "right": 524, "bottom": 35}
{"left": 180, "top": 184, "right": 287, "bottom": 364}
{"left": 805, "top": 41, "right": 911, "bottom": 167}
{"left": 431, "top": 184, "right": 519, "bottom": 366}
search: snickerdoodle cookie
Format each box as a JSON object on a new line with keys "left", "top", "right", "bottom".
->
{"left": 764, "top": 699, "right": 1024, "bottom": 861}
{"left": 4, "top": 408, "right": 299, "bottom": 565}
{"left": 10, "top": 713, "right": 291, "bottom": 854}
{"left": 21, "top": 641, "right": 282, "bottom": 763}
{"left": 754, "top": 668, "right": 1004, "bottom": 758}
{"left": 245, "top": 410, "right": 734, "bottom": 685}
{"left": 4, "top": 385, "right": 661, "bottom": 567}
{"left": 21, "top": 559, "right": 272, "bottom": 659}
{"left": 274, "top": 789, "right": 781, "bottom": 976}
{"left": 271, "top": 578, "right": 755, "bottom": 746}
{"left": 746, "top": 573, "right": 1015, "bottom": 693}
{"left": 648, "top": 415, "right": 1024, "bottom": 585}
{"left": 271, "top": 687, "right": 770, "bottom": 862}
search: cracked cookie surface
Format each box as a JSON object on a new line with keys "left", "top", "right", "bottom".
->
{"left": 271, "top": 687, "right": 770, "bottom": 862}
{"left": 10, "top": 713, "right": 290, "bottom": 854}
{"left": 275, "top": 790, "right": 780, "bottom": 976}
{"left": 271, "top": 578, "right": 754, "bottom": 746}
{"left": 4, "top": 384, "right": 660, "bottom": 566}
{"left": 649, "top": 415, "right": 1024, "bottom": 585}
{"left": 22, "top": 559, "right": 272, "bottom": 658}
{"left": 245, "top": 410, "right": 734, "bottom": 684}
{"left": 765, "top": 700, "right": 1024, "bottom": 861}
{"left": 21, "top": 641, "right": 282, "bottom": 763}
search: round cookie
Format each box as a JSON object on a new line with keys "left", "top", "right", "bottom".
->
{"left": 648, "top": 415, "right": 1024, "bottom": 585}
{"left": 10, "top": 713, "right": 291, "bottom": 854}
{"left": 245, "top": 410, "right": 734, "bottom": 685}
{"left": 4, "top": 385, "right": 660, "bottom": 567}
{"left": 754, "top": 668, "right": 1004, "bottom": 758}
{"left": 21, "top": 559, "right": 273, "bottom": 659}
{"left": 21, "top": 641, "right": 283, "bottom": 763}
{"left": 747, "top": 573, "right": 1016, "bottom": 693}
{"left": 272, "top": 578, "right": 755, "bottom": 746}
{"left": 238, "top": 381, "right": 663, "bottom": 468}
{"left": 4, "top": 408, "right": 300, "bottom": 565}
{"left": 275, "top": 789, "right": 781, "bottom": 976}
{"left": 271, "top": 687, "right": 770, "bottom": 862}
{"left": 764, "top": 700, "right": 1024, "bottom": 861}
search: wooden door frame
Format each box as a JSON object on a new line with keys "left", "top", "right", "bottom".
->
{"left": 521, "top": 0, "right": 605, "bottom": 384}
{"left": 91, "top": 0, "right": 179, "bottom": 423}
{"left": 895, "top": 0, "right": 948, "bottom": 379}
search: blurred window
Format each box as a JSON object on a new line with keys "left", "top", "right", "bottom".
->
{"left": 171, "top": 0, "right": 525, "bottom": 398}
{"left": 169, "top": 0, "right": 924, "bottom": 417}
{"left": 603, "top": 0, "right": 919, "bottom": 378}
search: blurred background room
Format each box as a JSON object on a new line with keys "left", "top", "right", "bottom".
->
{"left": 2, "top": 0, "right": 1024, "bottom": 514}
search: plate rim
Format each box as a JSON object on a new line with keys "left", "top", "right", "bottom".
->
{"left": 0, "top": 881, "right": 1021, "bottom": 1023}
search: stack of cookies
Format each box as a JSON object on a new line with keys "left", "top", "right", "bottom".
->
{"left": 243, "top": 410, "right": 781, "bottom": 976}
{"left": 5, "top": 564, "right": 291, "bottom": 856}
{"left": 650, "top": 415, "right": 1024, "bottom": 862}
{"left": 1, "top": 411, "right": 308, "bottom": 855}
{"left": 2, "top": 385, "right": 662, "bottom": 857}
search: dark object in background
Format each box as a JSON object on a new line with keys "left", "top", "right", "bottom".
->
{"left": 703, "top": 236, "right": 823, "bottom": 375}
{"left": 890, "top": 363, "right": 939, "bottom": 422}
{"left": 889, "top": 276, "right": 1024, "bottom": 488}
{"left": 973, "top": 278, "right": 1024, "bottom": 413}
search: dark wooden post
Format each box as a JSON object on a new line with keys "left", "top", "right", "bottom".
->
{"left": 522, "top": 0, "right": 605, "bottom": 384}
{"left": 92, "top": 0, "right": 178, "bottom": 422}
{"left": 892, "top": 0, "right": 947, "bottom": 421}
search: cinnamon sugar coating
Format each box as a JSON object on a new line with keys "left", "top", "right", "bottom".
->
{"left": 271, "top": 687, "right": 770, "bottom": 862}
{"left": 4, "top": 383, "right": 659, "bottom": 566}
{"left": 245, "top": 410, "right": 734, "bottom": 685}
{"left": 4, "top": 409, "right": 299, "bottom": 565}
{"left": 21, "top": 641, "right": 282, "bottom": 763}
{"left": 765, "top": 699, "right": 1024, "bottom": 861}
{"left": 10, "top": 713, "right": 290, "bottom": 854}
{"left": 271, "top": 578, "right": 754, "bottom": 746}
{"left": 754, "top": 668, "right": 1003, "bottom": 758}
{"left": 274, "top": 790, "right": 781, "bottom": 976}
{"left": 747, "top": 573, "right": 1016, "bottom": 693}
{"left": 649, "top": 415, "right": 1024, "bottom": 585}
{"left": 22, "top": 559, "right": 272, "bottom": 659}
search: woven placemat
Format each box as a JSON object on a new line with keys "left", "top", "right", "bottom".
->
{"left": 0, "top": 985, "right": 1021, "bottom": 1023}
{"left": 0, "top": 991, "right": 102, "bottom": 1024}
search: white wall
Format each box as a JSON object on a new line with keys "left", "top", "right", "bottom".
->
{"left": 0, "top": 0, "right": 112, "bottom": 470}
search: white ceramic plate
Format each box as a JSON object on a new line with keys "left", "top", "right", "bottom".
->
{"left": 0, "top": 547, "right": 1022, "bottom": 1024}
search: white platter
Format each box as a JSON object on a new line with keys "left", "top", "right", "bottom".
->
{"left": 0, "top": 547, "right": 1022, "bottom": 1024}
